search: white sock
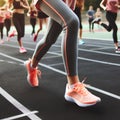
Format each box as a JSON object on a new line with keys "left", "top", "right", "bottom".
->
{"left": 69, "top": 84, "right": 75, "bottom": 89}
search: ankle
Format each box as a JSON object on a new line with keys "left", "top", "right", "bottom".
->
{"left": 67, "top": 75, "right": 79, "bottom": 85}
{"left": 30, "top": 60, "right": 37, "bottom": 69}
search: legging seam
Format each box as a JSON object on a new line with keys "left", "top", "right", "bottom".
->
{"left": 36, "top": 0, "right": 70, "bottom": 74}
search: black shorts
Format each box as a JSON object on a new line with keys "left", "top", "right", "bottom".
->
{"left": 37, "top": 11, "right": 48, "bottom": 19}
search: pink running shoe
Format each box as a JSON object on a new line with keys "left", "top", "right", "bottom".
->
{"left": 64, "top": 82, "right": 101, "bottom": 107}
{"left": 24, "top": 59, "right": 41, "bottom": 87}
{"left": 115, "top": 46, "right": 120, "bottom": 53}
{"left": 19, "top": 47, "right": 27, "bottom": 53}
{"left": 33, "top": 34, "right": 38, "bottom": 42}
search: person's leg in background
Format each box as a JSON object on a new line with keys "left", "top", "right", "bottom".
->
{"left": 5, "top": 19, "right": 11, "bottom": 41}
{"left": 12, "top": 13, "right": 27, "bottom": 53}
{"left": 0, "top": 23, "right": 4, "bottom": 44}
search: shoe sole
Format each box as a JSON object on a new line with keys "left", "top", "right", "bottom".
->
{"left": 64, "top": 94, "right": 100, "bottom": 107}
{"left": 79, "top": 42, "right": 85, "bottom": 45}
{"left": 19, "top": 50, "right": 27, "bottom": 54}
{"left": 115, "top": 51, "right": 120, "bottom": 53}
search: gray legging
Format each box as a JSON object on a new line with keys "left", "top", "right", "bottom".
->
{"left": 33, "top": 0, "right": 79, "bottom": 76}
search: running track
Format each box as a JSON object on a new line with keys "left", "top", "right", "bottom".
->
{"left": 0, "top": 33, "right": 120, "bottom": 120}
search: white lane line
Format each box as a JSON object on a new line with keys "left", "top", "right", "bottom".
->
{"left": 90, "top": 47, "right": 112, "bottom": 51}
{"left": 0, "top": 52, "right": 120, "bottom": 101}
{"left": 2, "top": 43, "right": 120, "bottom": 57}
{"left": 0, "top": 59, "right": 4, "bottom": 62}
{"left": 80, "top": 42, "right": 112, "bottom": 48}
{"left": 1, "top": 111, "right": 38, "bottom": 120}
{"left": 7, "top": 61, "right": 16, "bottom": 64}
{"left": 39, "top": 62, "right": 66, "bottom": 75}
{"left": 78, "top": 48, "right": 120, "bottom": 57}
{"left": 78, "top": 56, "right": 120, "bottom": 66}
{"left": 47, "top": 51, "right": 120, "bottom": 66}
{"left": 53, "top": 44, "right": 120, "bottom": 57}
{"left": 43, "top": 55, "right": 61, "bottom": 59}
{"left": 0, "top": 59, "right": 24, "bottom": 66}
{"left": 0, "top": 87, "right": 42, "bottom": 120}
{"left": 0, "top": 52, "right": 23, "bottom": 63}
{"left": 49, "top": 63, "right": 64, "bottom": 67}
{"left": 87, "top": 86, "right": 120, "bottom": 100}
{"left": 83, "top": 37, "right": 113, "bottom": 42}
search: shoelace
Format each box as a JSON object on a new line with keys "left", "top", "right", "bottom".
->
{"left": 73, "top": 77, "right": 90, "bottom": 96}
{"left": 28, "top": 58, "right": 42, "bottom": 78}
{"left": 36, "top": 68, "right": 42, "bottom": 78}
{"left": 31, "top": 67, "right": 42, "bottom": 79}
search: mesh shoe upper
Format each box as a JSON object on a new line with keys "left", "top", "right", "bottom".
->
{"left": 24, "top": 59, "right": 41, "bottom": 87}
{"left": 65, "top": 82, "right": 101, "bottom": 107}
